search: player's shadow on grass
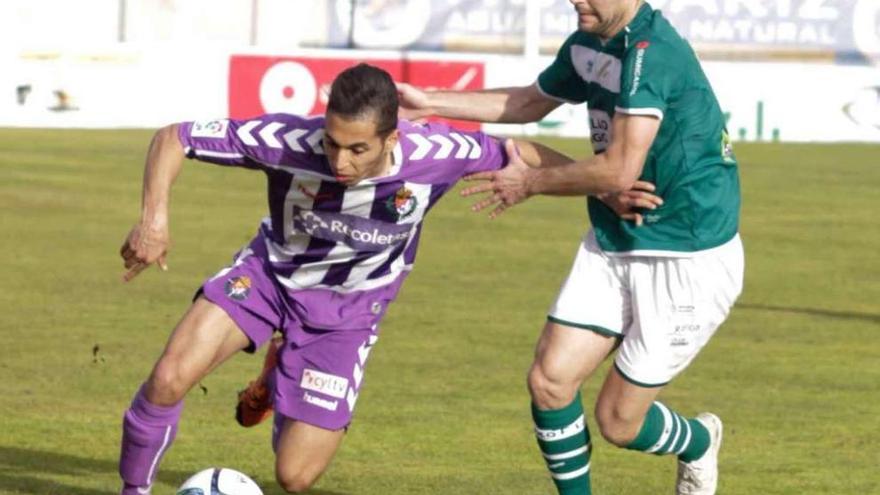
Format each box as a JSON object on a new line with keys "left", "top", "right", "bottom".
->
{"left": 738, "top": 302, "right": 880, "bottom": 324}
{"left": 0, "top": 445, "right": 189, "bottom": 494}
{"left": 0, "top": 446, "right": 349, "bottom": 495}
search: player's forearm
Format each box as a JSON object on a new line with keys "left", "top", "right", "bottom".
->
{"left": 528, "top": 154, "right": 635, "bottom": 196}
{"left": 427, "top": 86, "right": 550, "bottom": 123}
{"left": 530, "top": 114, "right": 655, "bottom": 196}
{"left": 424, "top": 88, "right": 513, "bottom": 122}
{"left": 140, "top": 124, "right": 185, "bottom": 225}
{"left": 513, "top": 139, "right": 573, "bottom": 168}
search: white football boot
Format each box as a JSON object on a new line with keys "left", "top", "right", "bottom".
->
{"left": 676, "top": 412, "right": 722, "bottom": 495}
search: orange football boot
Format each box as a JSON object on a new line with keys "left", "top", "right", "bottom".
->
{"left": 235, "top": 336, "right": 282, "bottom": 427}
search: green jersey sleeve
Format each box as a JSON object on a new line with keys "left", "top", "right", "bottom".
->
{"left": 617, "top": 40, "right": 675, "bottom": 119}
{"left": 537, "top": 33, "right": 589, "bottom": 103}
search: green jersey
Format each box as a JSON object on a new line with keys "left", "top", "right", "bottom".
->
{"left": 537, "top": 3, "right": 740, "bottom": 255}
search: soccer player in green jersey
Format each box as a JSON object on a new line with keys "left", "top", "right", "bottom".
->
{"left": 398, "top": 1, "right": 742, "bottom": 494}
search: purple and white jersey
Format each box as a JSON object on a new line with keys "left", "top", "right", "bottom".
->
{"left": 178, "top": 114, "right": 506, "bottom": 295}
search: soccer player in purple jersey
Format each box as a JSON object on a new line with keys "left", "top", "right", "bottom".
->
{"left": 117, "top": 63, "right": 660, "bottom": 494}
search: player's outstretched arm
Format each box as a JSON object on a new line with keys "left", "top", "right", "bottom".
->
{"left": 461, "top": 114, "right": 662, "bottom": 218}
{"left": 521, "top": 114, "right": 661, "bottom": 195}
{"left": 397, "top": 83, "right": 560, "bottom": 124}
{"left": 460, "top": 139, "right": 550, "bottom": 218}
{"left": 120, "top": 123, "right": 186, "bottom": 282}
{"left": 511, "top": 139, "right": 663, "bottom": 225}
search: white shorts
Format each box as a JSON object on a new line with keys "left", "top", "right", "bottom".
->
{"left": 548, "top": 231, "right": 744, "bottom": 387}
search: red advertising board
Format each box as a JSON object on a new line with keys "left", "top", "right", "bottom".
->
{"left": 229, "top": 55, "right": 484, "bottom": 130}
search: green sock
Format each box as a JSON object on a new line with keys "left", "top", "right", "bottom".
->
{"left": 625, "top": 402, "right": 710, "bottom": 462}
{"left": 532, "top": 392, "right": 592, "bottom": 495}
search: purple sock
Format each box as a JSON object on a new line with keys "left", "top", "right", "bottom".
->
{"left": 119, "top": 385, "right": 183, "bottom": 495}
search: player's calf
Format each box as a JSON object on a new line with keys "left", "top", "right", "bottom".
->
{"left": 119, "top": 384, "right": 184, "bottom": 495}
{"left": 621, "top": 402, "right": 713, "bottom": 461}
{"left": 531, "top": 392, "right": 593, "bottom": 495}
{"left": 274, "top": 418, "right": 345, "bottom": 493}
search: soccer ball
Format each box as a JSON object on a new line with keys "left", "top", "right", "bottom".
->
{"left": 176, "top": 468, "right": 263, "bottom": 495}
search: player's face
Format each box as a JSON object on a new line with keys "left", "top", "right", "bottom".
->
{"left": 569, "top": 0, "right": 634, "bottom": 38}
{"left": 323, "top": 111, "right": 399, "bottom": 186}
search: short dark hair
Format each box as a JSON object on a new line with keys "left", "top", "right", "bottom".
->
{"left": 327, "top": 63, "right": 399, "bottom": 136}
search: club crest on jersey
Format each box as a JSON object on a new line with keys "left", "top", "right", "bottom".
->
{"left": 224, "top": 276, "right": 251, "bottom": 301}
{"left": 386, "top": 187, "right": 417, "bottom": 219}
{"left": 721, "top": 130, "right": 736, "bottom": 164}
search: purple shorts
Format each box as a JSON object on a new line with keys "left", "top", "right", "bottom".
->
{"left": 199, "top": 238, "right": 387, "bottom": 430}
{"left": 272, "top": 327, "right": 378, "bottom": 432}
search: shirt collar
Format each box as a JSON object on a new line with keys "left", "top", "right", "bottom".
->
{"left": 607, "top": 2, "right": 653, "bottom": 51}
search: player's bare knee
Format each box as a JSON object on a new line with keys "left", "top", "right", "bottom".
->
{"left": 528, "top": 364, "right": 577, "bottom": 410}
{"left": 276, "top": 468, "right": 317, "bottom": 494}
{"left": 594, "top": 403, "right": 641, "bottom": 447}
{"left": 146, "top": 360, "right": 188, "bottom": 404}
{"left": 597, "top": 420, "right": 638, "bottom": 447}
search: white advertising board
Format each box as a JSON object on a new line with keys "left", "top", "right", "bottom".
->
{"left": 0, "top": 46, "right": 229, "bottom": 128}
{"left": 1, "top": 46, "right": 878, "bottom": 143}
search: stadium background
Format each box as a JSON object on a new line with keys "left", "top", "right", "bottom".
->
{"left": 0, "top": 1, "right": 878, "bottom": 494}
{"left": 3, "top": 0, "right": 880, "bottom": 141}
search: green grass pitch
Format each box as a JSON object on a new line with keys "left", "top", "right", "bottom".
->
{"left": 0, "top": 128, "right": 878, "bottom": 494}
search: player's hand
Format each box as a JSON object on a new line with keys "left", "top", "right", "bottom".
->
{"left": 597, "top": 181, "right": 663, "bottom": 227}
{"left": 396, "top": 82, "right": 433, "bottom": 122}
{"left": 461, "top": 139, "right": 536, "bottom": 219}
{"left": 119, "top": 221, "right": 170, "bottom": 282}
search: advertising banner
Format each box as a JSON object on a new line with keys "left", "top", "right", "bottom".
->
{"left": 317, "top": 0, "right": 575, "bottom": 52}
{"left": 228, "top": 54, "right": 485, "bottom": 130}
{"left": 315, "top": 0, "right": 880, "bottom": 63}
{"left": 650, "top": 0, "right": 880, "bottom": 64}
